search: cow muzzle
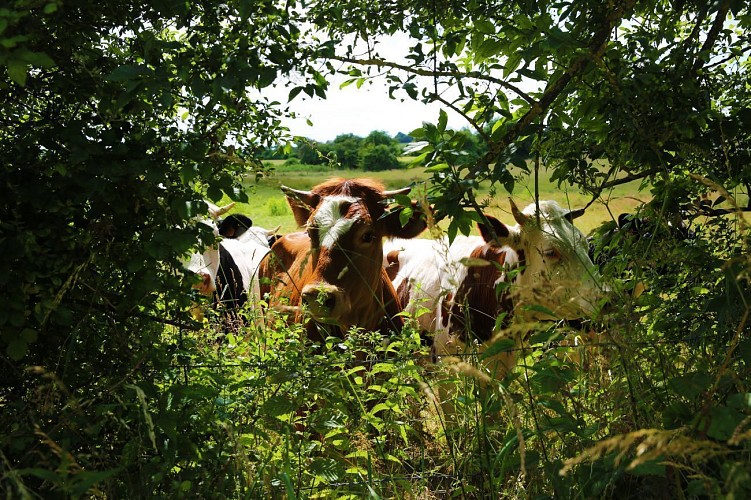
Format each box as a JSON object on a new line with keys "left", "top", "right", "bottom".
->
{"left": 193, "top": 272, "right": 215, "bottom": 295}
{"left": 301, "top": 283, "right": 347, "bottom": 324}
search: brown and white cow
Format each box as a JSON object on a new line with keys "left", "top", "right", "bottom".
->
{"left": 259, "top": 178, "right": 427, "bottom": 342}
{"left": 384, "top": 199, "right": 604, "bottom": 379}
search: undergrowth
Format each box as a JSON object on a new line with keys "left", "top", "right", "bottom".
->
{"left": 2, "top": 214, "right": 750, "bottom": 498}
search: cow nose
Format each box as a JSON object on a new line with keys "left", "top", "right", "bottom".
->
{"left": 301, "top": 284, "right": 340, "bottom": 320}
{"left": 303, "top": 290, "right": 336, "bottom": 310}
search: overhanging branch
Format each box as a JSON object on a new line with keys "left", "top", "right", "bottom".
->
{"left": 692, "top": 0, "right": 731, "bottom": 74}
{"left": 328, "top": 54, "right": 537, "bottom": 105}
{"left": 471, "top": 0, "right": 638, "bottom": 180}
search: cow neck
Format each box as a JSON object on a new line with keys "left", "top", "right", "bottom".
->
{"left": 215, "top": 245, "right": 247, "bottom": 309}
{"left": 444, "top": 245, "right": 514, "bottom": 343}
{"left": 344, "top": 277, "right": 387, "bottom": 332}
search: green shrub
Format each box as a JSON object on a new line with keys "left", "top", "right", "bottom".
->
{"left": 360, "top": 144, "right": 401, "bottom": 171}
{"left": 267, "top": 198, "right": 290, "bottom": 216}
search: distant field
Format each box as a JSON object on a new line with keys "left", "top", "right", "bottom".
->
{"left": 223, "top": 160, "right": 651, "bottom": 235}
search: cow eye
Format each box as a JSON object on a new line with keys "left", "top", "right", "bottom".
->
{"left": 362, "top": 231, "right": 376, "bottom": 243}
{"left": 542, "top": 248, "right": 561, "bottom": 260}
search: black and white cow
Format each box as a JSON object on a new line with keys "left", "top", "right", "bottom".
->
{"left": 185, "top": 201, "right": 277, "bottom": 311}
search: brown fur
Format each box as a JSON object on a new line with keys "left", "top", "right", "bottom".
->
{"left": 447, "top": 245, "right": 514, "bottom": 343}
{"left": 385, "top": 250, "right": 401, "bottom": 281}
{"left": 260, "top": 178, "right": 426, "bottom": 342}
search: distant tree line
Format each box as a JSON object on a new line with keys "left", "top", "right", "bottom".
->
{"left": 258, "top": 130, "right": 408, "bottom": 170}
{"left": 259, "top": 129, "right": 486, "bottom": 171}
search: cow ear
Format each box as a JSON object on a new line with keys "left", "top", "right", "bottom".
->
{"left": 382, "top": 201, "right": 427, "bottom": 239}
{"left": 281, "top": 185, "right": 318, "bottom": 227}
{"left": 564, "top": 208, "right": 586, "bottom": 222}
{"left": 478, "top": 215, "right": 510, "bottom": 244}
{"left": 218, "top": 214, "right": 253, "bottom": 238}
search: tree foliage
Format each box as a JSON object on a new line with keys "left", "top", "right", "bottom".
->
{"left": 2, "top": 0, "right": 751, "bottom": 497}
{"left": 304, "top": 0, "right": 751, "bottom": 495}
{"left": 313, "top": 0, "right": 750, "bottom": 230}
{"left": 0, "top": 0, "right": 323, "bottom": 495}
{"left": 360, "top": 143, "right": 401, "bottom": 170}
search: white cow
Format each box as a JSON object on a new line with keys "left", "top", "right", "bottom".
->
{"left": 384, "top": 199, "right": 604, "bottom": 379}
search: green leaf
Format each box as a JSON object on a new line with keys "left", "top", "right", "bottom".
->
{"left": 106, "top": 64, "right": 151, "bottom": 82}
{"left": 424, "top": 162, "right": 449, "bottom": 172}
{"left": 12, "top": 49, "right": 55, "bottom": 68}
{"left": 207, "top": 185, "right": 222, "bottom": 201}
{"left": 16, "top": 468, "right": 60, "bottom": 483}
{"left": 398, "top": 206, "right": 413, "bottom": 227}
{"left": 481, "top": 337, "right": 515, "bottom": 358}
{"left": 474, "top": 19, "right": 496, "bottom": 35}
{"left": 668, "top": 372, "right": 712, "bottom": 401}
{"left": 20, "top": 328, "right": 37, "bottom": 343}
{"left": 437, "top": 109, "right": 448, "bottom": 132}
{"left": 727, "top": 393, "right": 751, "bottom": 410}
{"left": 288, "top": 86, "right": 302, "bottom": 101}
{"left": 459, "top": 257, "right": 491, "bottom": 267}
{"left": 7, "top": 60, "right": 27, "bottom": 86}
{"left": 310, "top": 458, "right": 340, "bottom": 483}
{"left": 521, "top": 304, "right": 558, "bottom": 319}
{"left": 7, "top": 338, "right": 27, "bottom": 360}
{"left": 260, "top": 395, "right": 296, "bottom": 417}
{"left": 71, "top": 468, "right": 122, "bottom": 498}
{"left": 504, "top": 52, "right": 523, "bottom": 78}
{"left": 476, "top": 38, "right": 503, "bottom": 60}
{"left": 279, "top": 472, "right": 297, "bottom": 500}
{"left": 706, "top": 406, "right": 744, "bottom": 441}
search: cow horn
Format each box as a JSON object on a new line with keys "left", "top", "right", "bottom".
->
{"left": 510, "top": 198, "right": 529, "bottom": 225}
{"left": 207, "top": 201, "right": 236, "bottom": 219}
{"left": 382, "top": 186, "right": 412, "bottom": 198}
{"left": 280, "top": 185, "right": 310, "bottom": 197}
{"left": 280, "top": 185, "right": 317, "bottom": 206}
{"left": 564, "top": 208, "right": 586, "bottom": 222}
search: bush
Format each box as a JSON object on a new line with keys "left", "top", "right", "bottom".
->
{"left": 267, "top": 198, "right": 290, "bottom": 216}
{"left": 360, "top": 144, "right": 401, "bottom": 171}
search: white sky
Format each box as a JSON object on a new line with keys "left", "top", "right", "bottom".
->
{"left": 263, "top": 32, "right": 469, "bottom": 143}
{"left": 271, "top": 78, "right": 467, "bottom": 142}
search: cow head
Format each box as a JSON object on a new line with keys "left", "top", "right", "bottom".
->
{"left": 186, "top": 201, "right": 275, "bottom": 297}
{"left": 476, "top": 199, "right": 603, "bottom": 321}
{"left": 281, "top": 178, "right": 426, "bottom": 330}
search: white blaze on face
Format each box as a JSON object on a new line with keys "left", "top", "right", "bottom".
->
{"left": 312, "top": 195, "right": 359, "bottom": 249}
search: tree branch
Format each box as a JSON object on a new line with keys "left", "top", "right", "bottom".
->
{"left": 328, "top": 55, "right": 538, "bottom": 105}
{"left": 471, "top": 0, "right": 638, "bottom": 180}
{"left": 692, "top": 0, "right": 731, "bottom": 74}
{"left": 599, "top": 167, "right": 661, "bottom": 191}
{"left": 429, "top": 92, "right": 490, "bottom": 141}
{"left": 582, "top": 167, "right": 661, "bottom": 211}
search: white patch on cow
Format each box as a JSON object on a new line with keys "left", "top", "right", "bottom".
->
{"left": 313, "top": 195, "right": 359, "bottom": 249}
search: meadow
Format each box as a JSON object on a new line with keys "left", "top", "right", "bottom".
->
{"left": 182, "top": 160, "right": 749, "bottom": 498}
{"left": 227, "top": 159, "right": 651, "bottom": 235}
